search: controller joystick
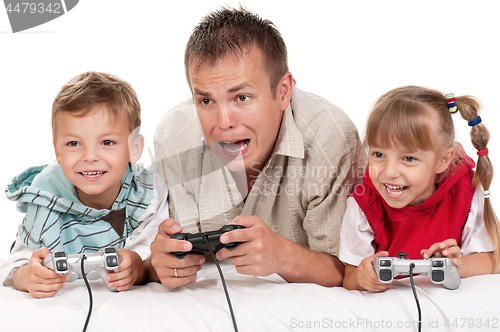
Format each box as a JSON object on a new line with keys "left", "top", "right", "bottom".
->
{"left": 171, "top": 225, "right": 246, "bottom": 258}
{"left": 373, "top": 252, "right": 461, "bottom": 290}
{"left": 43, "top": 247, "right": 121, "bottom": 292}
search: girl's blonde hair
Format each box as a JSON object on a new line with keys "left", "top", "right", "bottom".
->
{"left": 366, "top": 85, "right": 500, "bottom": 270}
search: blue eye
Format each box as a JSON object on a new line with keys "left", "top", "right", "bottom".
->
{"left": 404, "top": 156, "right": 417, "bottom": 162}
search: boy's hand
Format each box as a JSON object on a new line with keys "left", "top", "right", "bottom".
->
{"left": 13, "top": 247, "right": 69, "bottom": 298}
{"left": 420, "top": 238, "right": 463, "bottom": 273}
{"left": 105, "top": 249, "right": 145, "bottom": 291}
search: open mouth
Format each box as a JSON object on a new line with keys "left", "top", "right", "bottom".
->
{"left": 384, "top": 184, "right": 408, "bottom": 195}
{"left": 219, "top": 139, "right": 250, "bottom": 153}
{"left": 80, "top": 171, "right": 105, "bottom": 178}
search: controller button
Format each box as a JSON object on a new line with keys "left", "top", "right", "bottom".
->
{"left": 379, "top": 269, "right": 392, "bottom": 282}
{"left": 54, "top": 251, "right": 66, "bottom": 258}
{"left": 397, "top": 252, "right": 409, "bottom": 259}
{"left": 105, "top": 247, "right": 116, "bottom": 254}
{"left": 432, "top": 261, "right": 444, "bottom": 267}
{"left": 106, "top": 256, "right": 119, "bottom": 268}
{"left": 379, "top": 259, "right": 391, "bottom": 267}
{"left": 432, "top": 270, "right": 445, "bottom": 282}
{"left": 221, "top": 225, "right": 234, "bottom": 232}
{"left": 56, "top": 260, "right": 68, "bottom": 272}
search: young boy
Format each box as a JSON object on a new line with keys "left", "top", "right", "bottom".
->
{"left": 0, "top": 71, "right": 168, "bottom": 298}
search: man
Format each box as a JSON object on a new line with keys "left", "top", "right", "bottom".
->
{"left": 146, "top": 7, "right": 364, "bottom": 287}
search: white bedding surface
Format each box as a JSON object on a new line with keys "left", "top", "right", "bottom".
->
{"left": 1, "top": 259, "right": 499, "bottom": 332}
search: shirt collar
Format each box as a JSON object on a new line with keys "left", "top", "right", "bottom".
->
{"left": 273, "top": 88, "right": 305, "bottom": 159}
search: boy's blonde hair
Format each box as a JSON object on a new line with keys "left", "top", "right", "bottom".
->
{"left": 366, "top": 85, "right": 500, "bottom": 270}
{"left": 52, "top": 71, "right": 141, "bottom": 138}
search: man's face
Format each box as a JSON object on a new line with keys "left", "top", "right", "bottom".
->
{"left": 189, "top": 48, "right": 290, "bottom": 179}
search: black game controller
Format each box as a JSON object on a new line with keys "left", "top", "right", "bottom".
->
{"left": 171, "top": 225, "right": 245, "bottom": 258}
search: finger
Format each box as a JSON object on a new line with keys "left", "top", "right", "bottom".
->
{"left": 29, "top": 278, "right": 67, "bottom": 298}
{"left": 158, "top": 218, "right": 182, "bottom": 237}
{"left": 32, "top": 247, "right": 51, "bottom": 261}
{"left": 373, "top": 251, "right": 389, "bottom": 258}
{"left": 440, "top": 238, "right": 457, "bottom": 248}
{"left": 108, "top": 273, "right": 135, "bottom": 291}
{"left": 421, "top": 242, "right": 444, "bottom": 258}
{"left": 151, "top": 236, "right": 193, "bottom": 257}
{"left": 171, "top": 265, "right": 203, "bottom": 279}
{"left": 442, "top": 245, "right": 461, "bottom": 258}
{"left": 160, "top": 271, "right": 199, "bottom": 288}
{"left": 35, "top": 262, "right": 68, "bottom": 281}
{"left": 231, "top": 215, "right": 261, "bottom": 229}
{"left": 220, "top": 217, "right": 269, "bottom": 245}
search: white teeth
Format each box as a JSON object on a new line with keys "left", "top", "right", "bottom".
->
{"left": 385, "top": 184, "right": 407, "bottom": 195}
{"left": 81, "top": 171, "right": 104, "bottom": 178}
{"left": 221, "top": 140, "right": 249, "bottom": 153}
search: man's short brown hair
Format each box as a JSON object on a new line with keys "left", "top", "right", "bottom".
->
{"left": 184, "top": 6, "right": 289, "bottom": 95}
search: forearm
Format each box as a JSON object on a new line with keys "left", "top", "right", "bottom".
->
{"left": 342, "top": 264, "right": 364, "bottom": 291}
{"left": 12, "top": 265, "right": 29, "bottom": 292}
{"left": 459, "top": 252, "right": 495, "bottom": 278}
{"left": 277, "top": 240, "right": 344, "bottom": 287}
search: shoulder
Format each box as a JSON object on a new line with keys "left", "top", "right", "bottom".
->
{"left": 6, "top": 161, "right": 76, "bottom": 202}
{"left": 153, "top": 97, "right": 203, "bottom": 159}
{"left": 290, "top": 87, "right": 360, "bottom": 160}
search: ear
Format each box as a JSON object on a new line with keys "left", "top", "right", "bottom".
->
{"left": 436, "top": 147, "right": 455, "bottom": 174}
{"left": 129, "top": 134, "right": 145, "bottom": 164}
{"left": 277, "top": 72, "right": 293, "bottom": 112}
{"left": 53, "top": 140, "right": 62, "bottom": 165}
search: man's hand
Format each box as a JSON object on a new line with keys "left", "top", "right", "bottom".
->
{"left": 148, "top": 218, "right": 205, "bottom": 287}
{"left": 13, "top": 247, "right": 69, "bottom": 298}
{"left": 217, "top": 215, "right": 344, "bottom": 286}
{"left": 216, "top": 215, "right": 289, "bottom": 277}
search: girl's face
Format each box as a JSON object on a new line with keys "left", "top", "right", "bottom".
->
{"left": 368, "top": 144, "right": 454, "bottom": 209}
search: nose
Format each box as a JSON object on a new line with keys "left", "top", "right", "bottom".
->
{"left": 383, "top": 158, "right": 400, "bottom": 179}
{"left": 83, "top": 145, "right": 100, "bottom": 163}
{"left": 216, "top": 103, "right": 236, "bottom": 130}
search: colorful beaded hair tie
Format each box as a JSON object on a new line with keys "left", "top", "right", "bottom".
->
{"left": 468, "top": 116, "right": 482, "bottom": 127}
{"left": 477, "top": 148, "right": 488, "bottom": 156}
{"left": 445, "top": 93, "right": 458, "bottom": 113}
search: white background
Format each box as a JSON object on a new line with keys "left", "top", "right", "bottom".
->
{"left": 0, "top": 0, "right": 499, "bottom": 259}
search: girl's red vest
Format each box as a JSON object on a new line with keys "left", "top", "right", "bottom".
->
{"left": 351, "top": 153, "right": 476, "bottom": 259}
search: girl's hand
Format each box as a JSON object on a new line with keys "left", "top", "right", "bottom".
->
{"left": 420, "top": 238, "right": 463, "bottom": 273}
{"left": 13, "top": 247, "right": 69, "bottom": 298}
{"left": 343, "top": 251, "right": 392, "bottom": 292}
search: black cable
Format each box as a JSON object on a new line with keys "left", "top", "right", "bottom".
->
{"left": 409, "top": 263, "right": 422, "bottom": 332}
{"left": 81, "top": 255, "right": 93, "bottom": 332}
{"left": 203, "top": 234, "right": 239, "bottom": 332}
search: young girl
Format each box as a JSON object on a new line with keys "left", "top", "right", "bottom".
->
{"left": 340, "top": 85, "right": 500, "bottom": 292}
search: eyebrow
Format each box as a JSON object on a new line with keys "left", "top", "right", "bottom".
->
{"left": 193, "top": 83, "right": 252, "bottom": 97}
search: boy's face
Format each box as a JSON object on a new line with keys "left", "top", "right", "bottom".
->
{"left": 53, "top": 105, "right": 139, "bottom": 210}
